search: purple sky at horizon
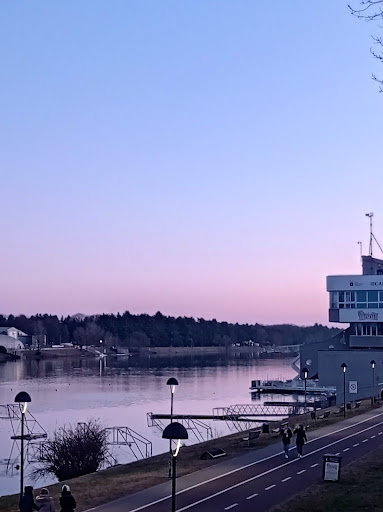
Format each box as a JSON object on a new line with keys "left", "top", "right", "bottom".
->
{"left": 2, "top": 1, "right": 383, "bottom": 326}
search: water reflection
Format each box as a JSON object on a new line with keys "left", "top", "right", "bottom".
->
{"left": 0, "top": 354, "right": 296, "bottom": 496}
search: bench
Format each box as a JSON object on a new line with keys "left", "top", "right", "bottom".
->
{"left": 242, "top": 430, "right": 261, "bottom": 447}
{"left": 317, "top": 411, "right": 330, "bottom": 420}
{"left": 200, "top": 448, "right": 227, "bottom": 460}
{"left": 334, "top": 406, "right": 344, "bottom": 415}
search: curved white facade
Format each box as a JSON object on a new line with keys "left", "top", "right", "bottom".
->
{"left": 0, "top": 334, "right": 25, "bottom": 350}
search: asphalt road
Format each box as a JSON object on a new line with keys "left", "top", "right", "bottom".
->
{"left": 90, "top": 410, "right": 383, "bottom": 512}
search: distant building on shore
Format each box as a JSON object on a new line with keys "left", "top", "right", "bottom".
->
{"left": 0, "top": 328, "right": 26, "bottom": 350}
{"left": 301, "top": 254, "right": 383, "bottom": 404}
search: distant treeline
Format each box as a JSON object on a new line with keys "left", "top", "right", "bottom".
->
{"left": 0, "top": 312, "right": 340, "bottom": 348}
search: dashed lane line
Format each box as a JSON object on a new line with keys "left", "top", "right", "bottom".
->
{"left": 343, "top": 448, "right": 350, "bottom": 452}
{"left": 353, "top": 443, "right": 359, "bottom": 447}
{"left": 282, "top": 477, "right": 292, "bottom": 482}
{"left": 246, "top": 493, "right": 258, "bottom": 500}
{"left": 362, "top": 439, "right": 369, "bottom": 443}
{"left": 297, "top": 470, "right": 306, "bottom": 475}
{"left": 335, "top": 452, "right": 340, "bottom": 456}
{"left": 224, "top": 504, "right": 238, "bottom": 510}
{"left": 310, "top": 463, "right": 319, "bottom": 468}
{"left": 371, "top": 435, "right": 376, "bottom": 438}
{"left": 265, "top": 485, "right": 276, "bottom": 491}
{"left": 107, "top": 414, "right": 383, "bottom": 512}
{"left": 175, "top": 419, "right": 383, "bottom": 512}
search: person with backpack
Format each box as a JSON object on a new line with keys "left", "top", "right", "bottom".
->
{"left": 294, "top": 424, "right": 307, "bottom": 457}
{"left": 280, "top": 424, "right": 292, "bottom": 459}
{"left": 19, "top": 486, "right": 39, "bottom": 512}
{"left": 59, "top": 485, "right": 76, "bottom": 512}
{"left": 36, "top": 488, "right": 55, "bottom": 512}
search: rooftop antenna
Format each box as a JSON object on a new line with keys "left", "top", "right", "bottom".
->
{"left": 357, "top": 241, "right": 362, "bottom": 262}
{"left": 366, "top": 212, "right": 374, "bottom": 256}
{"left": 365, "top": 212, "right": 383, "bottom": 257}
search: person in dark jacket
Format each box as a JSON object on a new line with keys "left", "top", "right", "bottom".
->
{"left": 294, "top": 424, "right": 307, "bottom": 457}
{"left": 19, "top": 486, "right": 39, "bottom": 512}
{"left": 60, "top": 486, "right": 76, "bottom": 512}
{"left": 280, "top": 424, "right": 292, "bottom": 458}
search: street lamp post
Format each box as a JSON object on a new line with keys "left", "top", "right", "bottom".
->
{"left": 370, "top": 360, "right": 376, "bottom": 406}
{"left": 162, "top": 422, "right": 188, "bottom": 512}
{"left": 166, "top": 378, "right": 178, "bottom": 478}
{"left": 341, "top": 363, "right": 347, "bottom": 418}
{"left": 14, "top": 391, "right": 32, "bottom": 496}
{"left": 301, "top": 367, "right": 308, "bottom": 421}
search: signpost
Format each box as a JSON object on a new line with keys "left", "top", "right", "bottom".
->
{"left": 323, "top": 454, "right": 342, "bottom": 481}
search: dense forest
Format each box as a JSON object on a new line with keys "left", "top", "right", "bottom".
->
{"left": 0, "top": 312, "right": 340, "bottom": 348}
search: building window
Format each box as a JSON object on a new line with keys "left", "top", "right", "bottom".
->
{"left": 356, "top": 291, "right": 367, "bottom": 302}
{"left": 330, "top": 290, "right": 383, "bottom": 309}
{"left": 369, "top": 291, "right": 379, "bottom": 302}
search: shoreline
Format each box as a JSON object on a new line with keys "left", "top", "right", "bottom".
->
{"left": 0, "top": 399, "right": 378, "bottom": 512}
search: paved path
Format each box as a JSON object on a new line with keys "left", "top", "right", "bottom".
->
{"left": 88, "top": 409, "right": 383, "bottom": 512}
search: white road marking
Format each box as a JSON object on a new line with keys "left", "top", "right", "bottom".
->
{"left": 343, "top": 448, "right": 350, "bottom": 452}
{"left": 335, "top": 452, "right": 340, "bottom": 456}
{"left": 310, "top": 463, "right": 319, "bottom": 468}
{"left": 282, "top": 476, "right": 292, "bottom": 482}
{"left": 297, "top": 469, "right": 306, "bottom": 474}
{"left": 265, "top": 484, "right": 276, "bottom": 491}
{"left": 175, "top": 419, "right": 383, "bottom": 512}
{"left": 353, "top": 443, "right": 359, "bottom": 447}
{"left": 362, "top": 439, "right": 368, "bottom": 443}
{"left": 117, "top": 414, "right": 383, "bottom": 512}
{"left": 224, "top": 504, "right": 238, "bottom": 510}
{"left": 246, "top": 493, "right": 258, "bottom": 500}
{"left": 371, "top": 435, "right": 376, "bottom": 438}
{"left": 379, "top": 432, "right": 383, "bottom": 435}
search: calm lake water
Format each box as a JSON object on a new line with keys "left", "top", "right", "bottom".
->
{"left": 0, "top": 354, "right": 296, "bottom": 496}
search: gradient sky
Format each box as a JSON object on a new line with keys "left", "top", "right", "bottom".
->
{"left": 1, "top": 1, "right": 383, "bottom": 325}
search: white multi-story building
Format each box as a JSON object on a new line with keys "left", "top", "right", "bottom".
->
{"left": 327, "top": 256, "right": 383, "bottom": 347}
{"left": 300, "top": 255, "right": 383, "bottom": 404}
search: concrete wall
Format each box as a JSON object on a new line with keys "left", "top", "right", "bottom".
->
{"left": 300, "top": 331, "right": 347, "bottom": 379}
{"left": 318, "top": 349, "right": 383, "bottom": 404}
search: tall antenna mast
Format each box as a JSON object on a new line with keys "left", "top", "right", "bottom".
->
{"left": 366, "top": 212, "right": 374, "bottom": 257}
{"left": 365, "top": 212, "right": 383, "bottom": 257}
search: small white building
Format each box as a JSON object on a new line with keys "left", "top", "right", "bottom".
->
{"left": 0, "top": 327, "right": 28, "bottom": 340}
{"left": 0, "top": 334, "right": 25, "bottom": 350}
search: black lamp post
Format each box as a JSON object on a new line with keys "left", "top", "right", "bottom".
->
{"left": 341, "top": 363, "right": 347, "bottom": 418}
{"left": 14, "top": 391, "right": 31, "bottom": 496}
{"left": 301, "top": 367, "right": 308, "bottom": 420}
{"left": 167, "top": 378, "right": 178, "bottom": 423}
{"left": 370, "top": 360, "right": 376, "bottom": 406}
{"left": 166, "top": 378, "right": 178, "bottom": 478}
{"left": 162, "top": 422, "right": 188, "bottom": 512}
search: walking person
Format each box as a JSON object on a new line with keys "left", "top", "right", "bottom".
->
{"left": 19, "top": 486, "right": 39, "bottom": 512}
{"left": 280, "top": 424, "right": 292, "bottom": 459}
{"left": 36, "top": 489, "right": 55, "bottom": 512}
{"left": 294, "top": 424, "right": 307, "bottom": 458}
{"left": 59, "top": 486, "right": 76, "bottom": 512}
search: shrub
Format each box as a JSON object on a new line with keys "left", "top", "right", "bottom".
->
{"left": 37, "top": 420, "right": 108, "bottom": 481}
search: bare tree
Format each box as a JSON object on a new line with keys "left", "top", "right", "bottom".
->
{"left": 349, "top": 0, "right": 383, "bottom": 90}
{"left": 35, "top": 420, "right": 108, "bottom": 481}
